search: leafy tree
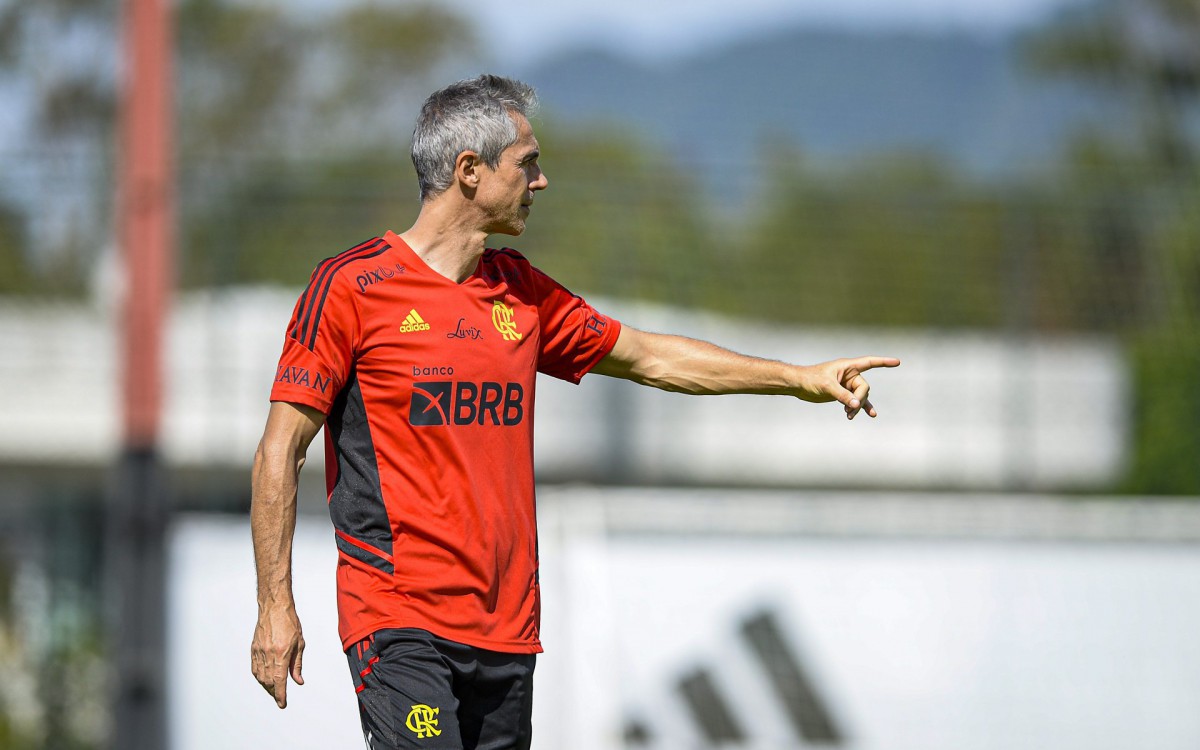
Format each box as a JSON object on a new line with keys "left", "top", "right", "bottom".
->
{"left": 1023, "top": 0, "right": 1200, "bottom": 494}
{"left": 0, "top": 0, "right": 473, "bottom": 291}
{"left": 175, "top": 0, "right": 473, "bottom": 285}
{"left": 0, "top": 0, "right": 117, "bottom": 294}
{"left": 0, "top": 0, "right": 116, "bottom": 137}
{"left": 1023, "top": 0, "right": 1200, "bottom": 172}
{"left": 734, "top": 151, "right": 1014, "bottom": 328}
{"left": 515, "top": 122, "right": 721, "bottom": 308}
{"left": 0, "top": 202, "right": 33, "bottom": 294}
{"left": 183, "top": 151, "right": 419, "bottom": 287}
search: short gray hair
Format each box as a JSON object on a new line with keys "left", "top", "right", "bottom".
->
{"left": 411, "top": 74, "right": 539, "bottom": 201}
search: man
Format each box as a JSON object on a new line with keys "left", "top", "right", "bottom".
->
{"left": 250, "top": 74, "right": 899, "bottom": 749}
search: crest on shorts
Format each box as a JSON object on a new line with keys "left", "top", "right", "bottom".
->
{"left": 406, "top": 704, "right": 442, "bottom": 739}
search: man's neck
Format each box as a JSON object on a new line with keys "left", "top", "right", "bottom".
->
{"left": 399, "top": 200, "right": 490, "bottom": 284}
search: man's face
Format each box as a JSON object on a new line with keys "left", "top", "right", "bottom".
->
{"left": 476, "top": 113, "right": 548, "bottom": 236}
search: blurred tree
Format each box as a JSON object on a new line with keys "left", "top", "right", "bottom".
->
{"left": 734, "top": 151, "right": 1013, "bottom": 328}
{"left": 0, "top": 202, "right": 34, "bottom": 294}
{"left": 0, "top": 0, "right": 116, "bottom": 137}
{"left": 0, "top": 0, "right": 118, "bottom": 294}
{"left": 1024, "top": 0, "right": 1199, "bottom": 172}
{"left": 0, "top": 504, "right": 108, "bottom": 750}
{"left": 188, "top": 117, "right": 725, "bottom": 292}
{"left": 183, "top": 151, "right": 419, "bottom": 287}
{"left": 175, "top": 0, "right": 300, "bottom": 161}
{"left": 1023, "top": 0, "right": 1200, "bottom": 494}
{"left": 515, "top": 122, "right": 720, "bottom": 307}
{"left": 0, "top": 0, "right": 473, "bottom": 291}
{"left": 176, "top": 0, "right": 473, "bottom": 285}
{"left": 175, "top": 0, "right": 471, "bottom": 162}
{"left": 1117, "top": 168, "right": 1200, "bottom": 494}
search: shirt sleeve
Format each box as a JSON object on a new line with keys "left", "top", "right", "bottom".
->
{"left": 269, "top": 268, "right": 360, "bottom": 413}
{"left": 533, "top": 267, "right": 622, "bottom": 384}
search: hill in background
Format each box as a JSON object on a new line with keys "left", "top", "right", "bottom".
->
{"left": 515, "top": 25, "right": 1123, "bottom": 191}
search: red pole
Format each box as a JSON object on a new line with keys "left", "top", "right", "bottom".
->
{"left": 119, "top": 0, "right": 173, "bottom": 449}
{"left": 110, "top": 0, "right": 173, "bottom": 747}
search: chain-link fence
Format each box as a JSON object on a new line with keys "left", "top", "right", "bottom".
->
{"left": 2, "top": 0, "right": 1199, "bottom": 746}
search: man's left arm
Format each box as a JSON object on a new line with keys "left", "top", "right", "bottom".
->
{"left": 591, "top": 326, "right": 900, "bottom": 420}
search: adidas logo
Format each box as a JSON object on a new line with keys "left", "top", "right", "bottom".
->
{"left": 630, "top": 608, "right": 844, "bottom": 746}
{"left": 399, "top": 309, "right": 431, "bottom": 333}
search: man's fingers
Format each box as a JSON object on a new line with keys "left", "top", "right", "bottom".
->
{"left": 833, "top": 384, "right": 860, "bottom": 411}
{"left": 251, "top": 646, "right": 269, "bottom": 692}
{"left": 272, "top": 663, "right": 289, "bottom": 708}
{"left": 292, "top": 640, "right": 305, "bottom": 685}
{"left": 846, "top": 356, "right": 901, "bottom": 373}
{"left": 846, "top": 379, "right": 870, "bottom": 420}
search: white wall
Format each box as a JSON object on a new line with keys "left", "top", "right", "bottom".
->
{"left": 0, "top": 291, "right": 1128, "bottom": 489}
{"left": 171, "top": 488, "right": 1200, "bottom": 750}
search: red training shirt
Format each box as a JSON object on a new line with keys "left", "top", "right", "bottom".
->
{"left": 269, "top": 231, "right": 621, "bottom": 653}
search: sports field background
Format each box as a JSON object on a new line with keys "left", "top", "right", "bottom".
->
{"left": 1, "top": 0, "right": 1199, "bottom": 748}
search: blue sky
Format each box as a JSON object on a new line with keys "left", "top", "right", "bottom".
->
{"left": 426, "top": 0, "right": 1089, "bottom": 65}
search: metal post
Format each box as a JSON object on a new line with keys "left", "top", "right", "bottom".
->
{"left": 108, "top": 450, "right": 170, "bottom": 750}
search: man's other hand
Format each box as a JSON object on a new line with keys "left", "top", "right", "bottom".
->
{"left": 250, "top": 605, "right": 306, "bottom": 708}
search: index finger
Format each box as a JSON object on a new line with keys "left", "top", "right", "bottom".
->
{"left": 846, "top": 356, "right": 900, "bottom": 373}
{"left": 272, "top": 665, "right": 289, "bottom": 709}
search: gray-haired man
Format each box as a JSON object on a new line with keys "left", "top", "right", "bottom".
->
{"left": 250, "top": 74, "right": 898, "bottom": 749}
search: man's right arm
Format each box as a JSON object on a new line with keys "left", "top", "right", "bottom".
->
{"left": 250, "top": 401, "right": 326, "bottom": 709}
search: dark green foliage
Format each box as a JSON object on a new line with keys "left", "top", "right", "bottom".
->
{"left": 1123, "top": 327, "right": 1200, "bottom": 495}
{"left": 0, "top": 0, "right": 471, "bottom": 294}
{"left": 0, "top": 501, "right": 109, "bottom": 750}
{"left": 171, "top": 0, "right": 472, "bottom": 285}
{"left": 733, "top": 154, "right": 1012, "bottom": 328}
{"left": 0, "top": 203, "right": 32, "bottom": 294}
{"left": 1022, "top": 0, "right": 1200, "bottom": 494}
{"left": 182, "top": 153, "right": 419, "bottom": 286}
{"left": 513, "top": 124, "right": 720, "bottom": 309}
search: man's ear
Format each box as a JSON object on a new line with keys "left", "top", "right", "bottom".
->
{"left": 454, "top": 151, "right": 482, "bottom": 188}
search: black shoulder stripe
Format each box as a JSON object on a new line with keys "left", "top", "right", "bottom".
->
{"left": 303, "top": 242, "right": 389, "bottom": 350}
{"left": 290, "top": 236, "right": 384, "bottom": 348}
{"left": 290, "top": 237, "right": 383, "bottom": 342}
{"left": 294, "top": 237, "right": 385, "bottom": 345}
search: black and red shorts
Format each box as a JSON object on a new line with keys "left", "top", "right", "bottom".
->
{"left": 346, "top": 628, "right": 536, "bottom": 750}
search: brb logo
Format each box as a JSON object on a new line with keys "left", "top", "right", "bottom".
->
{"left": 409, "top": 381, "right": 525, "bottom": 426}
